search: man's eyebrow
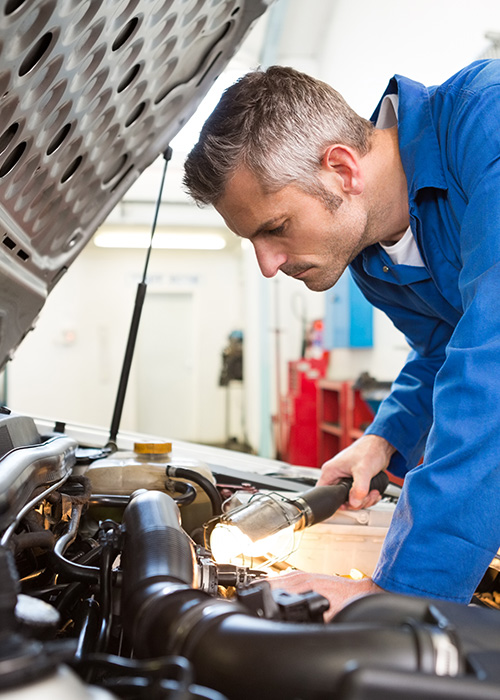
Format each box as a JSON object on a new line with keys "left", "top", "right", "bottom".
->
{"left": 251, "top": 216, "right": 284, "bottom": 238}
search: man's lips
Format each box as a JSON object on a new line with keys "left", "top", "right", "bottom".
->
{"left": 282, "top": 265, "right": 313, "bottom": 279}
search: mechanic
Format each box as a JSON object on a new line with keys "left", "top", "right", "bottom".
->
{"left": 183, "top": 59, "right": 500, "bottom": 618}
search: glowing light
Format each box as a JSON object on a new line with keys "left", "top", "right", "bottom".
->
{"left": 210, "top": 522, "right": 298, "bottom": 566}
{"left": 349, "top": 568, "right": 365, "bottom": 580}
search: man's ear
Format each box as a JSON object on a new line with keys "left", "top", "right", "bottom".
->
{"left": 321, "top": 145, "right": 364, "bottom": 195}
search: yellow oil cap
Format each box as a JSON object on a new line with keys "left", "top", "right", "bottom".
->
{"left": 134, "top": 440, "right": 172, "bottom": 455}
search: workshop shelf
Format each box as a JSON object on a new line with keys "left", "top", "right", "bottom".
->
{"left": 317, "top": 380, "right": 375, "bottom": 465}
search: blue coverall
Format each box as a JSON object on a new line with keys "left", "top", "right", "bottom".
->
{"left": 350, "top": 59, "right": 500, "bottom": 601}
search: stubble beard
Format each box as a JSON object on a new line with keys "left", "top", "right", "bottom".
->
{"left": 284, "top": 184, "right": 373, "bottom": 292}
{"left": 301, "top": 266, "right": 344, "bottom": 292}
{"left": 303, "top": 218, "right": 372, "bottom": 293}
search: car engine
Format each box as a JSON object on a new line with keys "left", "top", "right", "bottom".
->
{"left": 1, "top": 410, "right": 500, "bottom": 700}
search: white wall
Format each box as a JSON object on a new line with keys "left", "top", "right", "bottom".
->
{"left": 319, "top": 0, "right": 499, "bottom": 118}
{"left": 242, "top": 243, "right": 326, "bottom": 457}
{"left": 7, "top": 239, "right": 245, "bottom": 446}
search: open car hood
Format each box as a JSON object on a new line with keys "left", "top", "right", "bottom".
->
{"left": 0, "top": 0, "right": 269, "bottom": 370}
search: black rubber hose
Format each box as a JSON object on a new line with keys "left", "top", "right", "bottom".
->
{"left": 122, "top": 490, "right": 196, "bottom": 586}
{"left": 167, "top": 479, "right": 197, "bottom": 507}
{"left": 51, "top": 504, "right": 100, "bottom": 584}
{"left": 90, "top": 483, "right": 197, "bottom": 509}
{"left": 89, "top": 495, "right": 130, "bottom": 508}
{"left": 13, "top": 530, "right": 55, "bottom": 553}
{"left": 181, "top": 613, "right": 430, "bottom": 700}
{"left": 97, "top": 540, "right": 114, "bottom": 652}
{"left": 121, "top": 489, "right": 198, "bottom": 634}
{"left": 165, "top": 465, "right": 222, "bottom": 516}
{"left": 55, "top": 547, "right": 102, "bottom": 613}
{"left": 119, "top": 490, "right": 434, "bottom": 700}
{"left": 76, "top": 598, "right": 101, "bottom": 661}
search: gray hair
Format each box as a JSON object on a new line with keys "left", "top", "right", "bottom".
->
{"left": 183, "top": 65, "right": 374, "bottom": 206}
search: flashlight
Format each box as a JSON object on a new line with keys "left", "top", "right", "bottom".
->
{"left": 210, "top": 472, "right": 389, "bottom": 565}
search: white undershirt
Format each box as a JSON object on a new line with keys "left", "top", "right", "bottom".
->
{"left": 376, "top": 94, "right": 425, "bottom": 268}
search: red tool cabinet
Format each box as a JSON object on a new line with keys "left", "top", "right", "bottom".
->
{"left": 279, "top": 357, "right": 375, "bottom": 468}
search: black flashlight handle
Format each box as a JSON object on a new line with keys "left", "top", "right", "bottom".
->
{"left": 299, "top": 471, "right": 389, "bottom": 526}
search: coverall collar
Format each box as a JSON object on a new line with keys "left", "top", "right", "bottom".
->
{"left": 371, "top": 75, "right": 448, "bottom": 198}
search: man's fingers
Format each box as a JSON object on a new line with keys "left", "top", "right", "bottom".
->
{"left": 349, "top": 483, "right": 383, "bottom": 510}
{"left": 267, "top": 570, "right": 311, "bottom": 592}
{"left": 267, "top": 571, "right": 385, "bottom": 621}
{"left": 349, "top": 474, "right": 373, "bottom": 508}
{"left": 361, "top": 489, "right": 382, "bottom": 509}
{"left": 316, "top": 472, "right": 329, "bottom": 487}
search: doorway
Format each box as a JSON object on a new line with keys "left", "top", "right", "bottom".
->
{"left": 135, "top": 291, "right": 196, "bottom": 441}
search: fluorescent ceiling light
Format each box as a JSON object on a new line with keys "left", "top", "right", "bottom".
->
{"left": 94, "top": 232, "right": 226, "bottom": 250}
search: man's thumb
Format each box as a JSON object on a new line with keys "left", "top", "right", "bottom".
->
{"left": 349, "top": 478, "right": 370, "bottom": 508}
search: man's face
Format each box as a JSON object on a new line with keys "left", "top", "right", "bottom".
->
{"left": 215, "top": 166, "right": 371, "bottom": 292}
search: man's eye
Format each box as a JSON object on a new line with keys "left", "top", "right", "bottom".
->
{"left": 267, "top": 224, "right": 284, "bottom": 235}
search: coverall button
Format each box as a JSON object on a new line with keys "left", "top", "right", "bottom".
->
{"left": 383, "top": 265, "right": 389, "bottom": 272}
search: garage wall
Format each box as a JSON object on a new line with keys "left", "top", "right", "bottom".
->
{"left": 7, "top": 240, "right": 245, "bottom": 446}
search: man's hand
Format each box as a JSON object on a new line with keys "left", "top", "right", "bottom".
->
{"left": 268, "top": 570, "right": 384, "bottom": 622}
{"left": 318, "top": 434, "right": 396, "bottom": 509}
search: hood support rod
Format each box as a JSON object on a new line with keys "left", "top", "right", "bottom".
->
{"left": 108, "top": 147, "right": 173, "bottom": 448}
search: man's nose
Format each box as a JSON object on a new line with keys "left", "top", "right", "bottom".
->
{"left": 253, "top": 240, "right": 287, "bottom": 278}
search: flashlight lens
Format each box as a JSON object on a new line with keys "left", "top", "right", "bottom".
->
{"left": 210, "top": 522, "right": 298, "bottom": 565}
{"left": 210, "top": 523, "right": 253, "bottom": 563}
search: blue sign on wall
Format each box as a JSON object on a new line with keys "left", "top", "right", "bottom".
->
{"left": 324, "top": 270, "right": 373, "bottom": 348}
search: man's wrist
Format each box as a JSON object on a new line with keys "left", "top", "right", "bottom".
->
{"left": 350, "top": 577, "right": 385, "bottom": 600}
{"left": 362, "top": 433, "right": 397, "bottom": 460}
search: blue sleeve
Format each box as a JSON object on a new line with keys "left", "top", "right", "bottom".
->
{"left": 350, "top": 267, "right": 454, "bottom": 479}
{"left": 374, "top": 74, "right": 500, "bottom": 602}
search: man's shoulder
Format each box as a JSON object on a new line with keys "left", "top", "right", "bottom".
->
{"left": 436, "top": 59, "right": 500, "bottom": 96}
{"left": 387, "top": 60, "right": 500, "bottom": 104}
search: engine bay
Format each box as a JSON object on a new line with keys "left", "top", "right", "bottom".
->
{"left": 1, "top": 411, "right": 500, "bottom": 700}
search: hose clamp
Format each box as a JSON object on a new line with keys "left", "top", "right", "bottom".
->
{"left": 430, "top": 627, "right": 461, "bottom": 676}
